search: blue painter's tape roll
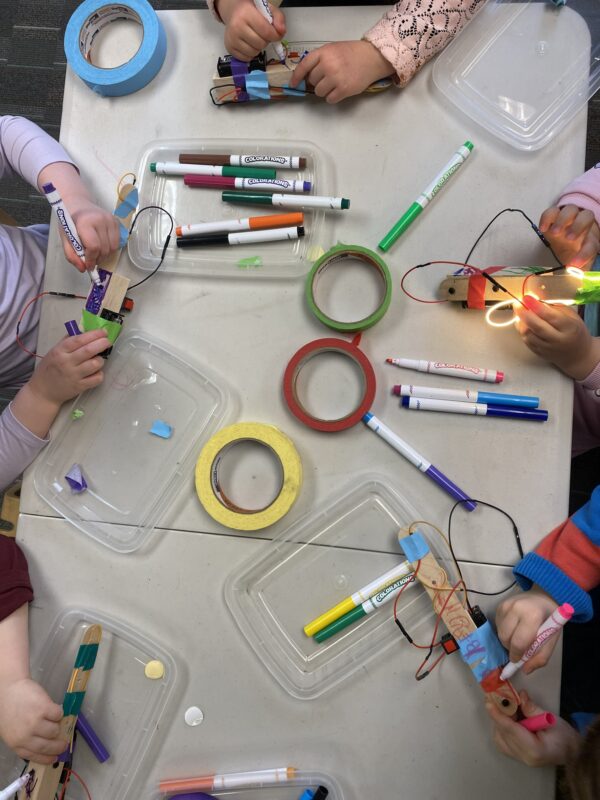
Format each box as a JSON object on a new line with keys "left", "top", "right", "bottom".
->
{"left": 64, "top": 0, "right": 167, "bottom": 97}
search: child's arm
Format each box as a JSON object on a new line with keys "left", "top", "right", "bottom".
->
{"left": 0, "top": 539, "right": 66, "bottom": 763}
{"left": 0, "top": 329, "right": 109, "bottom": 492}
{"left": 209, "top": 0, "right": 286, "bottom": 62}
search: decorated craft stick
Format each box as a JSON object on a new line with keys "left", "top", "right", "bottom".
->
{"left": 19, "top": 624, "right": 102, "bottom": 800}
{"left": 438, "top": 272, "right": 591, "bottom": 307}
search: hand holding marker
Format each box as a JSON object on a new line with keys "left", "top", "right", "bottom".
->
{"left": 253, "top": 0, "right": 286, "bottom": 62}
{"left": 500, "top": 603, "right": 574, "bottom": 680}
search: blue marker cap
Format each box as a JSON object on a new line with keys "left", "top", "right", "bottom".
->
{"left": 401, "top": 397, "right": 410, "bottom": 407}
{"left": 303, "top": 181, "right": 312, "bottom": 192}
{"left": 478, "top": 391, "right": 539, "bottom": 409}
{"left": 298, "top": 791, "right": 315, "bottom": 800}
{"left": 486, "top": 405, "right": 548, "bottom": 421}
{"left": 362, "top": 411, "right": 373, "bottom": 423}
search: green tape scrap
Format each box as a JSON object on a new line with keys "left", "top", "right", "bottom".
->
{"left": 63, "top": 690, "right": 86, "bottom": 717}
{"left": 237, "top": 256, "right": 262, "bottom": 269}
{"left": 81, "top": 309, "right": 122, "bottom": 344}
{"left": 575, "top": 272, "right": 600, "bottom": 305}
{"left": 74, "top": 642, "right": 99, "bottom": 670}
{"left": 71, "top": 409, "right": 85, "bottom": 420}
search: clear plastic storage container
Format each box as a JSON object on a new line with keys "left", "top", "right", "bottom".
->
{"left": 225, "top": 474, "right": 446, "bottom": 699}
{"left": 433, "top": 0, "right": 599, "bottom": 150}
{"left": 129, "top": 139, "right": 334, "bottom": 278}
{"left": 34, "top": 330, "right": 235, "bottom": 553}
{"left": 0, "top": 608, "right": 183, "bottom": 800}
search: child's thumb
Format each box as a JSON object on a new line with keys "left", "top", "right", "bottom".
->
{"left": 519, "top": 690, "right": 546, "bottom": 718}
{"left": 272, "top": 7, "right": 286, "bottom": 35}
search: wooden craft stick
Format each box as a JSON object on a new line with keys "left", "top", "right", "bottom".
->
{"left": 101, "top": 273, "right": 130, "bottom": 314}
{"left": 439, "top": 273, "right": 579, "bottom": 304}
{"left": 98, "top": 182, "right": 138, "bottom": 273}
{"left": 0, "top": 481, "right": 21, "bottom": 538}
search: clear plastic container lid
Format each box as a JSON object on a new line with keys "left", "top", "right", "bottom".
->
{"left": 34, "top": 330, "right": 235, "bottom": 553}
{"left": 433, "top": 0, "right": 598, "bottom": 150}
{"left": 128, "top": 139, "right": 333, "bottom": 279}
{"left": 0, "top": 608, "right": 183, "bottom": 800}
{"left": 225, "top": 474, "right": 448, "bottom": 699}
{"left": 151, "top": 770, "right": 344, "bottom": 800}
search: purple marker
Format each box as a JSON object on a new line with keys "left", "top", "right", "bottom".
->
{"left": 400, "top": 396, "right": 548, "bottom": 421}
{"left": 362, "top": 412, "right": 476, "bottom": 511}
{"left": 76, "top": 712, "right": 110, "bottom": 763}
{"left": 65, "top": 319, "right": 81, "bottom": 337}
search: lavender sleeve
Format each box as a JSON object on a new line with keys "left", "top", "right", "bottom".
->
{"left": 0, "top": 404, "right": 49, "bottom": 492}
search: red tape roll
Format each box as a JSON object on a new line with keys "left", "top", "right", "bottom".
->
{"left": 283, "top": 337, "right": 376, "bottom": 432}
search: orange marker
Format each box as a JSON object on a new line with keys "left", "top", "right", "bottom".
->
{"left": 159, "top": 767, "right": 297, "bottom": 793}
{"left": 176, "top": 212, "right": 303, "bottom": 238}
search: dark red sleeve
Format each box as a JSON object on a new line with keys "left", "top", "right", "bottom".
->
{"left": 0, "top": 537, "right": 33, "bottom": 621}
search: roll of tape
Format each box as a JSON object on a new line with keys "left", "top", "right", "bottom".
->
{"left": 283, "top": 337, "right": 376, "bottom": 432}
{"left": 64, "top": 0, "right": 167, "bottom": 97}
{"left": 195, "top": 423, "right": 302, "bottom": 531}
{"left": 306, "top": 244, "right": 392, "bottom": 333}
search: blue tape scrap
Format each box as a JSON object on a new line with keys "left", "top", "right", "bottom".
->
{"left": 457, "top": 621, "right": 508, "bottom": 683}
{"left": 283, "top": 80, "right": 306, "bottom": 97}
{"left": 115, "top": 187, "right": 139, "bottom": 247}
{"left": 150, "top": 420, "right": 173, "bottom": 439}
{"left": 65, "top": 463, "right": 88, "bottom": 493}
{"left": 398, "top": 530, "right": 430, "bottom": 563}
{"left": 246, "top": 70, "right": 271, "bottom": 100}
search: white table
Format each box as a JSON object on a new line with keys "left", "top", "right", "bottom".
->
{"left": 10, "top": 5, "right": 590, "bottom": 798}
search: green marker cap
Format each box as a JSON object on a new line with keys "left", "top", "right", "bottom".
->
{"left": 341, "top": 199, "right": 350, "bottom": 209}
{"left": 314, "top": 604, "right": 366, "bottom": 643}
{"left": 222, "top": 190, "right": 274, "bottom": 206}
{"left": 464, "top": 140, "right": 474, "bottom": 151}
{"left": 150, "top": 162, "right": 156, "bottom": 172}
{"left": 378, "top": 202, "right": 423, "bottom": 252}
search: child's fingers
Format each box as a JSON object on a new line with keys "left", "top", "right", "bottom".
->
{"left": 271, "top": 5, "right": 286, "bottom": 35}
{"left": 571, "top": 234, "right": 600, "bottom": 267}
{"left": 71, "top": 336, "right": 111, "bottom": 366}
{"left": 290, "top": 51, "right": 319, "bottom": 87}
{"left": 78, "top": 371, "right": 105, "bottom": 391}
{"left": 108, "top": 217, "right": 121, "bottom": 253}
{"left": 565, "top": 208, "right": 596, "bottom": 241}
{"left": 43, "top": 701, "right": 64, "bottom": 723}
{"left": 246, "top": 9, "right": 279, "bottom": 42}
{"left": 549, "top": 204, "right": 580, "bottom": 235}
{"left": 522, "top": 639, "right": 559, "bottom": 673}
{"left": 239, "top": 25, "right": 269, "bottom": 52}
{"left": 34, "top": 718, "right": 62, "bottom": 740}
{"left": 60, "top": 329, "right": 109, "bottom": 354}
{"left": 313, "top": 75, "right": 337, "bottom": 100}
{"left": 16, "top": 748, "right": 56, "bottom": 765}
{"left": 78, "top": 355, "right": 106, "bottom": 378}
{"left": 538, "top": 206, "right": 561, "bottom": 233}
{"left": 25, "top": 734, "right": 69, "bottom": 757}
{"left": 514, "top": 307, "right": 558, "bottom": 341}
{"left": 519, "top": 300, "right": 575, "bottom": 333}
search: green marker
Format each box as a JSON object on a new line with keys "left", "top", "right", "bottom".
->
{"left": 150, "top": 161, "right": 276, "bottom": 180}
{"left": 314, "top": 572, "right": 415, "bottom": 643}
{"left": 378, "top": 141, "right": 474, "bottom": 253}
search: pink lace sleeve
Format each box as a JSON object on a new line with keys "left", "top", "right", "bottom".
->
{"left": 206, "top": 0, "right": 222, "bottom": 22}
{"left": 363, "top": 0, "right": 486, "bottom": 88}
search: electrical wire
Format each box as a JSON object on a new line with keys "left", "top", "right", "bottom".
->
{"left": 126, "top": 205, "right": 174, "bottom": 290}
{"left": 15, "top": 291, "right": 86, "bottom": 359}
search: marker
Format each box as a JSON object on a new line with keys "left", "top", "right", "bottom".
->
{"left": 314, "top": 573, "right": 415, "bottom": 642}
{"left": 392, "top": 385, "right": 539, "bottom": 409}
{"left": 500, "top": 603, "right": 574, "bottom": 680}
{"left": 518, "top": 712, "right": 556, "bottom": 733}
{"left": 304, "top": 560, "right": 413, "bottom": 637}
{"left": 159, "top": 767, "right": 297, "bottom": 794}
{"left": 400, "top": 396, "right": 548, "bottom": 421}
{"left": 176, "top": 212, "right": 303, "bottom": 237}
{"left": 76, "top": 712, "right": 110, "bottom": 763}
{"left": 150, "top": 161, "right": 276, "bottom": 179}
{"left": 253, "top": 0, "right": 286, "bottom": 61}
{"left": 0, "top": 774, "right": 31, "bottom": 800}
{"left": 185, "top": 176, "right": 311, "bottom": 193}
{"left": 299, "top": 787, "right": 329, "bottom": 800}
{"left": 176, "top": 225, "right": 304, "bottom": 247}
{"left": 362, "top": 412, "right": 476, "bottom": 511}
{"left": 223, "top": 191, "right": 350, "bottom": 210}
{"left": 42, "top": 182, "right": 101, "bottom": 285}
{"left": 378, "top": 141, "right": 474, "bottom": 252}
{"left": 386, "top": 358, "right": 504, "bottom": 384}
{"left": 179, "top": 153, "right": 306, "bottom": 169}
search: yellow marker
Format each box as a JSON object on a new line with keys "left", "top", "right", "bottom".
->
{"left": 304, "top": 560, "right": 413, "bottom": 637}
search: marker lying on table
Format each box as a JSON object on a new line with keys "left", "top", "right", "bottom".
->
{"left": 223, "top": 191, "right": 350, "bottom": 210}
{"left": 363, "top": 412, "right": 476, "bottom": 511}
{"left": 500, "top": 603, "right": 574, "bottom": 680}
{"left": 179, "top": 153, "right": 307, "bottom": 169}
{"left": 378, "top": 141, "right": 473, "bottom": 252}
{"left": 150, "top": 161, "right": 276, "bottom": 179}
{"left": 386, "top": 357, "right": 504, "bottom": 383}
{"left": 177, "top": 212, "right": 303, "bottom": 237}
{"left": 42, "top": 182, "right": 101, "bottom": 286}
{"left": 392, "top": 384, "right": 539, "bottom": 409}
{"left": 304, "top": 560, "right": 414, "bottom": 636}
{"left": 176, "top": 225, "right": 304, "bottom": 247}
{"left": 185, "top": 175, "right": 311, "bottom": 193}
{"left": 400, "top": 396, "right": 548, "bottom": 421}
{"left": 314, "top": 572, "right": 415, "bottom": 642}
{"left": 159, "top": 767, "right": 297, "bottom": 794}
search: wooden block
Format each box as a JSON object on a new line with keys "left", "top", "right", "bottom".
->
{"left": 439, "top": 273, "right": 580, "bottom": 304}
{"left": 0, "top": 481, "right": 21, "bottom": 537}
{"left": 101, "top": 273, "right": 130, "bottom": 314}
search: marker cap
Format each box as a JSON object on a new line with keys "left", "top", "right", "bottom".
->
{"left": 150, "top": 162, "right": 156, "bottom": 172}
{"left": 341, "top": 198, "right": 350, "bottom": 209}
{"left": 558, "top": 603, "right": 574, "bottom": 620}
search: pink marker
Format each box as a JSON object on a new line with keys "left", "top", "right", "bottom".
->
{"left": 386, "top": 358, "right": 504, "bottom": 384}
{"left": 519, "top": 712, "right": 556, "bottom": 733}
{"left": 184, "top": 175, "right": 311, "bottom": 193}
{"left": 500, "top": 603, "right": 574, "bottom": 680}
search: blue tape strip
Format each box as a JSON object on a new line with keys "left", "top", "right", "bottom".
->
{"left": 398, "top": 530, "right": 430, "bottom": 563}
{"left": 114, "top": 188, "right": 138, "bottom": 219}
{"left": 118, "top": 221, "right": 129, "bottom": 248}
{"left": 283, "top": 80, "right": 306, "bottom": 96}
{"left": 64, "top": 0, "right": 167, "bottom": 97}
{"left": 457, "top": 621, "right": 508, "bottom": 682}
{"left": 246, "top": 69, "right": 271, "bottom": 100}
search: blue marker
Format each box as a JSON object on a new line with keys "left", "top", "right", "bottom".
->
{"left": 400, "top": 396, "right": 548, "bottom": 421}
{"left": 392, "top": 384, "right": 539, "bottom": 409}
{"left": 363, "top": 412, "right": 476, "bottom": 511}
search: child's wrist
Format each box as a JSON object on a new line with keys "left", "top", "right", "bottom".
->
{"left": 359, "top": 39, "right": 395, "bottom": 81}
{"left": 560, "top": 337, "right": 600, "bottom": 381}
{"left": 13, "top": 382, "right": 62, "bottom": 440}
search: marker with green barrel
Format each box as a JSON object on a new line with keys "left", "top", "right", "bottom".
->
{"left": 378, "top": 141, "right": 474, "bottom": 253}
{"left": 314, "top": 572, "right": 415, "bottom": 643}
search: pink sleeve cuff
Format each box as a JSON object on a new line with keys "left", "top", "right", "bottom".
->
{"left": 558, "top": 166, "right": 600, "bottom": 227}
{"left": 579, "top": 358, "right": 600, "bottom": 392}
{"left": 206, "top": 0, "right": 222, "bottom": 22}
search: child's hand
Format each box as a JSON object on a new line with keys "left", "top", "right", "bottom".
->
{"left": 63, "top": 198, "right": 120, "bottom": 273}
{"left": 486, "top": 691, "right": 580, "bottom": 767}
{"left": 0, "top": 677, "right": 66, "bottom": 763}
{"left": 539, "top": 204, "right": 600, "bottom": 268}
{"left": 289, "top": 41, "right": 394, "bottom": 104}
{"left": 216, "top": 0, "right": 286, "bottom": 62}
{"left": 515, "top": 295, "right": 600, "bottom": 381}
{"left": 496, "top": 588, "right": 560, "bottom": 673}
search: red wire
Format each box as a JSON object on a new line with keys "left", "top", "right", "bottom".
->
{"left": 59, "top": 768, "right": 93, "bottom": 800}
{"left": 15, "top": 291, "right": 86, "bottom": 359}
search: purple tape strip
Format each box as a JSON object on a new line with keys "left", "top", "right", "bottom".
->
{"left": 65, "top": 320, "right": 81, "bottom": 337}
{"left": 230, "top": 57, "right": 250, "bottom": 102}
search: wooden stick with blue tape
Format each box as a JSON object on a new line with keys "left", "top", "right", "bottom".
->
{"left": 19, "top": 624, "right": 102, "bottom": 800}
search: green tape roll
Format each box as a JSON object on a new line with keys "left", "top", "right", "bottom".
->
{"left": 305, "top": 244, "right": 392, "bottom": 332}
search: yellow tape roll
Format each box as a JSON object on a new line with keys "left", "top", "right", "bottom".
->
{"left": 195, "top": 423, "right": 302, "bottom": 531}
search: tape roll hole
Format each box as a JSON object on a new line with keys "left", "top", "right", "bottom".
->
{"left": 293, "top": 349, "right": 366, "bottom": 422}
{"left": 81, "top": 6, "right": 143, "bottom": 69}
{"left": 313, "top": 255, "right": 387, "bottom": 325}
{"left": 211, "top": 439, "right": 284, "bottom": 513}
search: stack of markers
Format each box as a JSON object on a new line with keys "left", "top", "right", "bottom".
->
{"left": 149, "top": 152, "right": 350, "bottom": 249}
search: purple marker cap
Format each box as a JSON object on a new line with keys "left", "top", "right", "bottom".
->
{"left": 42, "top": 182, "right": 55, "bottom": 194}
{"left": 65, "top": 319, "right": 81, "bottom": 337}
{"left": 303, "top": 181, "right": 311, "bottom": 191}
{"left": 425, "top": 464, "right": 476, "bottom": 512}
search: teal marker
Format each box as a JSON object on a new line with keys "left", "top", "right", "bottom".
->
{"left": 378, "top": 141, "right": 474, "bottom": 253}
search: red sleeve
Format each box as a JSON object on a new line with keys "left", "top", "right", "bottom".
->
{"left": 536, "top": 516, "right": 600, "bottom": 592}
{"left": 0, "top": 537, "right": 33, "bottom": 621}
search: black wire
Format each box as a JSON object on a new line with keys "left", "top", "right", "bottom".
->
{"left": 209, "top": 81, "right": 315, "bottom": 106}
{"left": 127, "top": 205, "right": 174, "bottom": 290}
